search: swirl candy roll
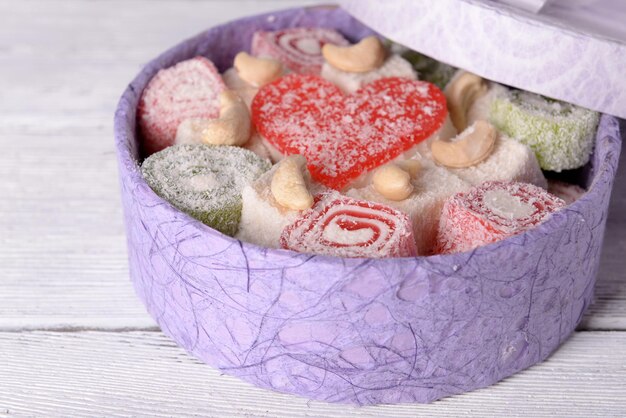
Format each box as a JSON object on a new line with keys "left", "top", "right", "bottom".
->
{"left": 141, "top": 144, "right": 271, "bottom": 236}
{"left": 137, "top": 57, "right": 226, "bottom": 155}
{"left": 488, "top": 88, "right": 600, "bottom": 172}
{"left": 280, "top": 193, "right": 418, "bottom": 258}
{"left": 436, "top": 181, "right": 566, "bottom": 254}
{"left": 251, "top": 27, "right": 349, "bottom": 75}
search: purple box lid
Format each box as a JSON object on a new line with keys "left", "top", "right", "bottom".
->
{"left": 341, "top": 0, "right": 626, "bottom": 119}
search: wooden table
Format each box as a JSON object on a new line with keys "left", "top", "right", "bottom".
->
{"left": 1, "top": 1, "right": 625, "bottom": 416}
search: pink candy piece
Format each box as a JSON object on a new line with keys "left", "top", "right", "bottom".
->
{"left": 252, "top": 28, "right": 349, "bottom": 75}
{"left": 280, "top": 193, "right": 418, "bottom": 258}
{"left": 436, "top": 181, "right": 565, "bottom": 254}
{"left": 548, "top": 179, "right": 586, "bottom": 205}
{"left": 137, "top": 57, "right": 226, "bottom": 155}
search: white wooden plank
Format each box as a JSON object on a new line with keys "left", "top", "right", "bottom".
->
{"left": 0, "top": 330, "right": 624, "bottom": 417}
{"left": 0, "top": 0, "right": 624, "bottom": 332}
{"left": 0, "top": 0, "right": 325, "bottom": 126}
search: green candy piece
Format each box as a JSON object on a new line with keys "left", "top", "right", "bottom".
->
{"left": 489, "top": 90, "right": 599, "bottom": 172}
{"left": 142, "top": 144, "right": 271, "bottom": 236}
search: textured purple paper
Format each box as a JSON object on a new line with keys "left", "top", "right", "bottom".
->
{"left": 341, "top": 0, "right": 626, "bottom": 119}
{"left": 113, "top": 7, "right": 622, "bottom": 405}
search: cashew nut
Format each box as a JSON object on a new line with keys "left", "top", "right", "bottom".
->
{"left": 430, "top": 120, "right": 497, "bottom": 168}
{"left": 271, "top": 155, "right": 314, "bottom": 211}
{"left": 175, "top": 90, "right": 251, "bottom": 146}
{"left": 322, "top": 36, "right": 386, "bottom": 73}
{"left": 395, "top": 159, "right": 421, "bottom": 178}
{"left": 234, "top": 52, "right": 283, "bottom": 87}
{"left": 444, "top": 71, "right": 488, "bottom": 132}
{"left": 372, "top": 163, "right": 415, "bottom": 201}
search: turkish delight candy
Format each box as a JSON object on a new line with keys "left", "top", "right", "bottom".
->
{"left": 137, "top": 57, "right": 226, "bottom": 155}
{"left": 347, "top": 156, "right": 471, "bottom": 255}
{"left": 436, "top": 181, "right": 565, "bottom": 254}
{"left": 237, "top": 155, "right": 324, "bottom": 248}
{"left": 141, "top": 144, "right": 271, "bottom": 236}
{"left": 473, "top": 85, "right": 599, "bottom": 172}
{"left": 252, "top": 74, "right": 448, "bottom": 190}
{"left": 252, "top": 27, "right": 349, "bottom": 75}
{"left": 426, "top": 122, "right": 547, "bottom": 189}
{"left": 548, "top": 179, "right": 586, "bottom": 205}
{"left": 321, "top": 54, "right": 417, "bottom": 93}
{"left": 281, "top": 193, "right": 418, "bottom": 258}
{"left": 453, "top": 134, "right": 547, "bottom": 188}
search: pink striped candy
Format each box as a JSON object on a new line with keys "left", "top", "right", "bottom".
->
{"left": 137, "top": 57, "right": 226, "bottom": 156}
{"left": 252, "top": 28, "right": 349, "bottom": 75}
{"left": 281, "top": 193, "right": 418, "bottom": 258}
{"left": 436, "top": 181, "right": 565, "bottom": 254}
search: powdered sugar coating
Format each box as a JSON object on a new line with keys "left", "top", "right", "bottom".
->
{"left": 141, "top": 144, "right": 270, "bottom": 236}
{"left": 281, "top": 193, "right": 417, "bottom": 258}
{"left": 321, "top": 54, "right": 417, "bottom": 93}
{"left": 137, "top": 57, "right": 226, "bottom": 155}
{"left": 437, "top": 181, "right": 565, "bottom": 254}
{"left": 347, "top": 155, "right": 471, "bottom": 255}
{"left": 237, "top": 162, "right": 326, "bottom": 248}
{"left": 450, "top": 134, "right": 547, "bottom": 189}
{"left": 252, "top": 28, "right": 349, "bottom": 75}
{"left": 252, "top": 74, "right": 448, "bottom": 190}
{"left": 489, "top": 89, "right": 600, "bottom": 172}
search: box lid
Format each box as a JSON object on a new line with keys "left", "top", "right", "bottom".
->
{"left": 340, "top": 0, "right": 626, "bottom": 118}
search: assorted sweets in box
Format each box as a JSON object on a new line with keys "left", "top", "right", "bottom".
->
{"left": 114, "top": 3, "right": 622, "bottom": 405}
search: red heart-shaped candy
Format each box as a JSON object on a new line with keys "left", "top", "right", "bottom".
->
{"left": 252, "top": 74, "right": 447, "bottom": 190}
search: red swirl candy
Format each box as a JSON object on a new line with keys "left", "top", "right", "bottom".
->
{"left": 137, "top": 57, "right": 225, "bottom": 156}
{"left": 436, "top": 181, "right": 565, "bottom": 254}
{"left": 252, "top": 74, "right": 448, "bottom": 190}
{"left": 251, "top": 28, "right": 349, "bottom": 75}
{"left": 280, "top": 193, "right": 417, "bottom": 258}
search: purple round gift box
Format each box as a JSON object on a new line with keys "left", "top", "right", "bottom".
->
{"left": 114, "top": 6, "right": 622, "bottom": 405}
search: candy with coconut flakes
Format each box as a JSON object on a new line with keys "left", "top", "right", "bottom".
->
{"left": 347, "top": 156, "right": 471, "bottom": 255}
{"left": 137, "top": 57, "right": 226, "bottom": 155}
{"left": 482, "top": 87, "right": 599, "bottom": 172}
{"left": 251, "top": 74, "right": 448, "bottom": 190}
{"left": 321, "top": 54, "right": 417, "bottom": 93}
{"left": 424, "top": 120, "right": 547, "bottom": 189}
{"left": 252, "top": 27, "right": 349, "bottom": 75}
{"left": 436, "top": 181, "right": 565, "bottom": 254}
{"left": 237, "top": 155, "right": 324, "bottom": 248}
{"left": 281, "top": 193, "right": 418, "bottom": 258}
{"left": 142, "top": 144, "right": 271, "bottom": 236}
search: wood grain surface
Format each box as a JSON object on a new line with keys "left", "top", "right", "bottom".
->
{"left": 1, "top": 0, "right": 624, "bottom": 415}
